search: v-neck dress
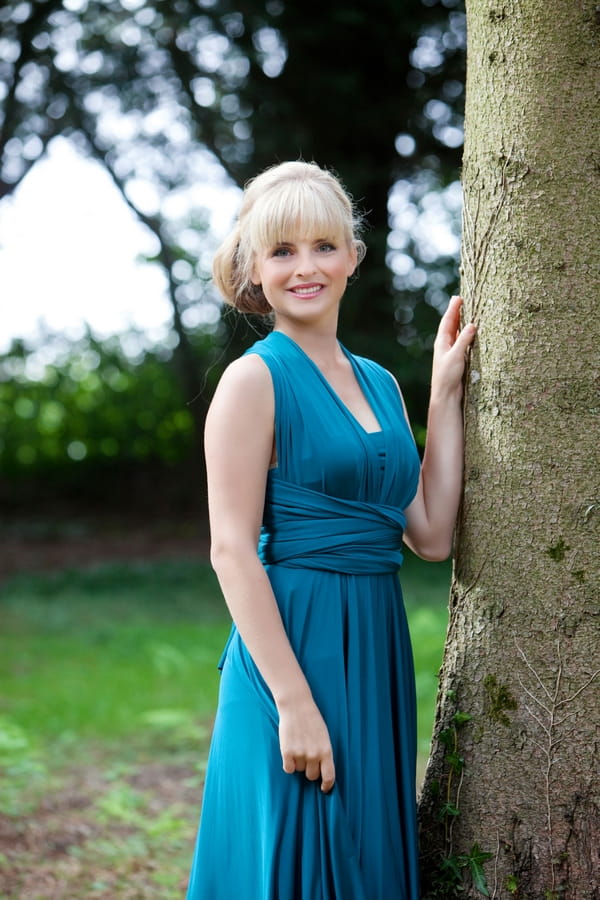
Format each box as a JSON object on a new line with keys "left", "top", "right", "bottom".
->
{"left": 186, "top": 331, "right": 422, "bottom": 899}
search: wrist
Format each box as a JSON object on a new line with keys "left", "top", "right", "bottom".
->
{"left": 272, "top": 679, "right": 313, "bottom": 712}
{"left": 428, "top": 385, "right": 463, "bottom": 408}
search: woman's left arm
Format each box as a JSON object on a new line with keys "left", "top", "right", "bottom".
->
{"left": 403, "top": 295, "right": 477, "bottom": 561}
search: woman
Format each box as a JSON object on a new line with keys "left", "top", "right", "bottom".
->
{"left": 186, "top": 160, "right": 476, "bottom": 899}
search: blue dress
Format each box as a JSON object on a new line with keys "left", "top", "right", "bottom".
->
{"left": 187, "top": 331, "right": 421, "bottom": 899}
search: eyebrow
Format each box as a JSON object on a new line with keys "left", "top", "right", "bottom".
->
{"left": 272, "top": 236, "right": 335, "bottom": 246}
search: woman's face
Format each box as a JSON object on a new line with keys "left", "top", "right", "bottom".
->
{"left": 251, "top": 233, "right": 357, "bottom": 328}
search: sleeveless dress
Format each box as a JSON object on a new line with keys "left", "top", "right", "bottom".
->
{"left": 186, "top": 331, "right": 422, "bottom": 899}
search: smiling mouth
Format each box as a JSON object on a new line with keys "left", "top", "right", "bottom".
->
{"left": 290, "top": 284, "right": 323, "bottom": 297}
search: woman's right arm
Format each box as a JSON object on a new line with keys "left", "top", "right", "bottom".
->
{"left": 205, "top": 354, "right": 335, "bottom": 792}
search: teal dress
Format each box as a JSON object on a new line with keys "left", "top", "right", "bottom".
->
{"left": 187, "top": 331, "right": 421, "bottom": 899}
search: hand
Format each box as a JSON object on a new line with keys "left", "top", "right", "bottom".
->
{"left": 431, "top": 295, "right": 477, "bottom": 402}
{"left": 277, "top": 697, "right": 336, "bottom": 793}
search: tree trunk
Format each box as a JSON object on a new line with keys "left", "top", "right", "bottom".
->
{"left": 418, "top": 2, "right": 600, "bottom": 898}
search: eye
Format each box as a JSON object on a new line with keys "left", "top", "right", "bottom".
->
{"left": 272, "top": 245, "right": 292, "bottom": 258}
{"left": 317, "top": 242, "right": 336, "bottom": 253}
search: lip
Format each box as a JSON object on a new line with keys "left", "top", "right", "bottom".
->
{"left": 288, "top": 283, "right": 324, "bottom": 298}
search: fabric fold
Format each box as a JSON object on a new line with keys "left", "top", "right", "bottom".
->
{"left": 259, "top": 478, "right": 406, "bottom": 573}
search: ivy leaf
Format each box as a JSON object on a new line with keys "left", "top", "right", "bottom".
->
{"left": 452, "top": 711, "right": 472, "bottom": 727}
{"left": 438, "top": 801, "right": 460, "bottom": 820}
{"left": 440, "top": 854, "right": 464, "bottom": 881}
{"left": 506, "top": 874, "right": 519, "bottom": 894}
{"left": 445, "top": 750, "right": 465, "bottom": 773}
{"left": 439, "top": 728, "right": 455, "bottom": 748}
{"left": 466, "top": 843, "right": 493, "bottom": 896}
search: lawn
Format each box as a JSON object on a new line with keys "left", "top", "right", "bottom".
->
{"left": 0, "top": 552, "right": 450, "bottom": 898}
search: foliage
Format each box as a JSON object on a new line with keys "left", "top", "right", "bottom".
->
{"left": 0, "top": 330, "right": 218, "bottom": 479}
{"left": 423, "top": 695, "right": 492, "bottom": 898}
{"left": 0, "top": 0, "right": 467, "bottom": 444}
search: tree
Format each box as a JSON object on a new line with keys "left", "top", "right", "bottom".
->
{"left": 418, "top": 2, "right": 600, "bottom": 898}
{"left": 0, "top": 0, "right": 467, "bottom": 436}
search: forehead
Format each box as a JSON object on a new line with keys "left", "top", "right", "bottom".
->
{"left": 265, "top": 223, "right": 345, "bottom": 247}
{"left": 250, "top": 182, "right": 349, "bottom": 251}
{"left": 253, "top": 215, "right": 347, "bottom": 254}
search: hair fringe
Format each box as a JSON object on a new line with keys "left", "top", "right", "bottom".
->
{"left": 212, "top": 161, "right": 366, "bottom": 316}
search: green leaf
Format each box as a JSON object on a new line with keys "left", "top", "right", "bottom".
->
{"left": 440, "top": 854, "right": 464, "bottom": 880}
{"left": 438, "top": 801, "right": 460, "bottom": 819}
{"left": 466, "top": 843, "right": 493, "bottom": 897}
{"left": 439, "top": 727, "right": 455, "bottom": 748}
{"left": 506, "top": 874, "right": 519, "bottom": 894}
{"left": 452, "top": 711, "right": 472, "bottom": 727}
{"left": 445, "top": 750, "right": 465, "bottom": 772}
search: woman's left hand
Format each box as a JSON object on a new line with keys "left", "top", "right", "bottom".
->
{"left": 431, "top": 295, "right": 477, "bottom": 402}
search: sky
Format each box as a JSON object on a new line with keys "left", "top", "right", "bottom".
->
{"left": 0, "top": 137, "right": 461, "bottom": 358}
{"left": 0, "top": 137, "right": 239, "bottom": 354}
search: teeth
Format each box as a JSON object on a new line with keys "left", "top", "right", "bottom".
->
{"left": 294, "top": 286, "right": 320, "bottom": 295}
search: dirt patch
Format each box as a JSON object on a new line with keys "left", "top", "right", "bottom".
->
{"left": 0, "top": 517, "right": 211, "bottom": 581}
{"left": 0, "top": 755, "right": 203, "bottom": 899}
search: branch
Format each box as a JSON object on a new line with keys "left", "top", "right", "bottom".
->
{"left": 167, "top": 29, "right": 240, "bottom": 187}
{"left": 0, "top": 0, "right": 63, "bottom": 151}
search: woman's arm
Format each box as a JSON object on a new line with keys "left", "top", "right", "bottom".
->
{"left": 205, "top": 354, "right": 335, "bottom": 791}
{"left": 403, "top": 295, "right": 477, "bottom": 561}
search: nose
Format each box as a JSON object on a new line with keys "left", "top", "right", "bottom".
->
{"left": 294, "top": 247, "right": 317, "bottom": 278}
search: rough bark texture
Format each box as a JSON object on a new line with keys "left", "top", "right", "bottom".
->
{"left": 418, "top": 2, "right": 600, "bottom": 899}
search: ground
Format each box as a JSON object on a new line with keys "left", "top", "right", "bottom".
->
{"left": 0, "top": 750, "right": 201, "bottom": 899}
{"left": 0, "top": 516, "right": 210, "bottom": 582}
{"left": 0, "top": 518, "right": 211, "bottom": 900}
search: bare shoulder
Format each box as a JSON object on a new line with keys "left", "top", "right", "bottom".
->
{"left": 207, "top": 353, "right": 274, "bottom": 425}
{"left": 217, "top": 352, "right": 272, "bottom": 392}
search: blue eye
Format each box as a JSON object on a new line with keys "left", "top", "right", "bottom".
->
{"left": 273, "top": 246, "right": 291, "bottom": 257}
{"left": 318, "top": 242, "right": 335, "bottom": 252}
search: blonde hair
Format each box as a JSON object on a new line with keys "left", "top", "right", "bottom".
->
{"left": 212, "top": 161, "right": 366, "bottom": 315}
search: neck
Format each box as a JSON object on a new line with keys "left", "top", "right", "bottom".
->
{"left": 273, "top": 319, "right": 344, "bottom": 368}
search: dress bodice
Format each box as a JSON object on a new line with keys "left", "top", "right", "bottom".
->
{"left": 246, "top": 330, "right": 421, "bottom": 510}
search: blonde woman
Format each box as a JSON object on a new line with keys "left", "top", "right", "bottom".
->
{"left": 186, "top": 161, "right": 476, "bottom": 899}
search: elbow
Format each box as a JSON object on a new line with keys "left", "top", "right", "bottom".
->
{"left": 209, "top": 540, "right": 233, "bottom": 574}
{"left": 420, "top": 545, "right": 452, "bottom": 563}
{"left": 209, "top": 535, "right": 259, "bottom": 574}
{"left": 406, "top": 534, "right": 453, "bottom": 563}
{"left": 413, "top": 545, "right": 452, "bottom": 563}
{"left": 209, "top": 542, "right": 224, "bottom": 573}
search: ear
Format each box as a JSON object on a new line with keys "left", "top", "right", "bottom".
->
{"left": 347, "top": 242, "right": 358, "bottom": 277}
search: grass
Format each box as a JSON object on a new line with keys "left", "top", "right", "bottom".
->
{"left": 1, "top": 561, "right": 229, "bottom": 743}
{"left": 0, "top": 552, "right": 450, "bottom": 897}
{"left": 401, "top": 551, "right": 452, "bottom": 759}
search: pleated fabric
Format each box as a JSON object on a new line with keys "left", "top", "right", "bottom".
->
{"left": 186, "top": 331, "right": 422, "bottom": 899}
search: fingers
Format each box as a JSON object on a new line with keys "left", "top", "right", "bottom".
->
{"left": 437, "top": 296, "right": 476, "bottom": 350}
{"left": 319, "top": 756, "right": 336, "bottom": 794}
{"left": 438, "top": 294, "right": 463, "bottom": 337}
{"left": 278, "top": 703, "right": 335, "bottom": 793}
{"left": 280, "top": 750, "right": 336, "bottom": 793}
{"left": 281, "top": 751, "right": 297, "bottom": 775}
{"left": 455, "top": 321, "right": 477, "bottom": 355}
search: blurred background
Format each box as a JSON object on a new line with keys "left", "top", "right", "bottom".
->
{"left": 1, "top": 0, "right": 463, "bottom": 895}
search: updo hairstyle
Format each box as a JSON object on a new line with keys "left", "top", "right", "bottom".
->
{"left": 212, "top": 161, "right": 366, "bottom": 315}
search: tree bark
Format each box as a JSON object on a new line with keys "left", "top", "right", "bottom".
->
{"left": 418, "top": 2, "right": 600, "bottom": 898}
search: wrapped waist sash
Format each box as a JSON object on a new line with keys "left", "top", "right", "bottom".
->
{"left": 259, "top": 479, "right": 406, "bottom": 574}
